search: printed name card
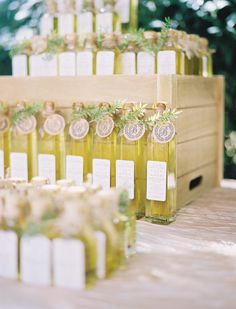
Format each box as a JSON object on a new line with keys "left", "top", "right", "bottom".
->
{"left": 121, "top": 52, "right": 136, "bottom": 75}
{"left": 10, "top": 152, "right": 28, "bottom": 181}
{"left": 157, "top": 51, "right": 176, "bottom": 75}
{"left": 147, "top": 161, "right": 167, "bottom": 201}
{"left": 96, "top": 51, "right": 115, "bottom": 75}
{"left": 137, "top": 52, "right": 155, "bottom": 75}
{"left": 0, "top": 231, "right": 18, "bottom": 279}
{"left": 59, "top": 52, "right": 76, "bottom": 76}
{"left": 116, "top": 160, "right": 134, "bottom": 199}
{"left": 93, "top": 159, "right": 110, "bottom": 191}
{"left": 77, "top": 51, "right": 93, "bottom": 76}
{"left": 12, "top": 55, "right": 28, "bottom": 77}
{"left": 66, "top": 155, "right": 84, "bottom": 186}
{"left": 38, "top": 154, "right": 56, "bottom": 184}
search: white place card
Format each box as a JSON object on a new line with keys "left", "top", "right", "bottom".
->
{"left": 77, "top": 12, "right": 93, "bottom": 34}
{"left": 21, "top": 235, "right": 51, "bottom": 286}
{"left": 58, "top": 14, "right": 74, "bottom": 35}
{"left": 146, "top": 161, "right": 167, "bottom": 201}
{"left": 137, "top": 52, "right": 155, "bottom": 75}
{"left": 116, "top": 0, "right": 130, "bottom": 23}
{"left": 96, "top": 12, "right": 113, "bottom": 33}
{"left": 116, "top": 160, "right": 134, "bottom": 199}
{"left": 12, "top": 55, "right": 28, "bottom": 77}
{"left": 202, "top": 55, "right": 208, "bottom": 77}
{"left": 157, "top": 50, "right": 176, "bottom": 75}
{"left": 10, "top": 152, "right": 28, "bottom": 181}
{"left": 38, "top": 154, "right": 56, "bottom": 184}
{"left": 95, "top": 231, "right": 106, "bottom": 279}
{"left": 96, "top": 51, "right": 115, "bottom": 75}
{"left": 77, "top": 51, "right": 93, "bottom": 76}
{"left": 94, "top": 0, "right": 104, "bottom": 10}
{"left": 75, "top": 0, "right": 84, "bottom": 12}
{"left": 40, "top": 14, "right": 54, "bottom": 36}
{"left": 53, "top": 238, "right": 85, "bottom": 290}
{"left": 66, "top": 155, "right": 83, "bottom": 186}
{"left": 121, "top": 52, "right": 136, "bottom": 75}
{"left": 59, "top": 52, "right": 76, "bottom": 76}
{"left": 30, "top": 54, "right": 57, "bottom": 77}
{"left": 0, "top": 231, "right": 18, "bottom": 279}
{"left": 93, "top": 158, "right": 110, "bottom": 191}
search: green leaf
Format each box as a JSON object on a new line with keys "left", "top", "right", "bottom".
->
{"left": 12, "top": 102, "right": 43, "bottom": 126}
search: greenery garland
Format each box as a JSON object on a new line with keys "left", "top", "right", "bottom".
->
{"left": 68, "top": 105, "right": 95, "bottom": 123}
{"left": 89, "top": 102, "right": 121, "bottom": 123}
{"left": 145, "top": 108, "right": 181, "bottom": 131}
{"left": 12, "top": 102, "right": 43, "bottom": 126}
{"left": 157, "top": 17, "right": 172, "bottom": 51}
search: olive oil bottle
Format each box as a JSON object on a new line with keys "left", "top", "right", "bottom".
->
{"left": 137, "top": 31, "right": 157, "bottom": 75}
{"left": 77, "top": 0, "right": 95, "bottom": 35}
{"left": 118, "top": 34, "right": 137, "bottom": 75}
{"left": 96, "top": 0, "right": 121, "bottom": 33}
{"left": 198, "top": 37, "right": 213, "bottom": 77}
{"left": 157, "top": 29, "right": 184, "bottom": 75}
{"left": 115, "top": 0, "right": 138, "bottom": 32}
{"left": 40, "top": 0, "right": 57, "bottom": 36}
{"left": 66, "top": 102, "right": 92, "bottom": 185}
{"left": 77, "top": 33, "right": 97, "bottom": 76}
{"left": 96, "top": 33, "right": 119, "bottom": 75}
{"left": 37, "top": 101, "right": 66, "bottom": 183}
{"left": 92, "top": 102, "right": 117, "bottom": 189}
{"left": 0, "top": 105, "right": 10, "bottom": 177}
{"left": 10, "top": 102, "right": 38, "bottom": 181}
{"left": 116, "top": 103, "right": 147, "bottom": 219}
{"left": 145, "top": 103, "right": 177, "bottom": 224}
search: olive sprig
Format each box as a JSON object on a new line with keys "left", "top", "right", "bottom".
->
{"left": 116, "top": 103, "right": 147, "bottom": 129}
{"left": 145, "top": 108, "right": 181, "bottom": 130}
{"left": 12, "top": 102, "right": 43, "bottom": 126}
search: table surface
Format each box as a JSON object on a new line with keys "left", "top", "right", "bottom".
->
{"left": 0, "top": 185, "right": 236, "bottom": 309}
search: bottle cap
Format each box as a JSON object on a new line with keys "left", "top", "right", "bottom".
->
{"left": 31, "top": 176, "right": 50, "bottom": 186}
{"left": 152, "top": 102, "right": 168, "bottom": 113}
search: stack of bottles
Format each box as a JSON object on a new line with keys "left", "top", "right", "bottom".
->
{"left": 0, "top": 177, "right": 135, "bottom": 289}
{"left": 0, "top": 100, "right": 180, "bottom": 224}
{"left": 11, "top": 30, "right": 213, "bottom": 77}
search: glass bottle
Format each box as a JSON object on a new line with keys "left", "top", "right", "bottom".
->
{"left": 77, "top": 0, "right": 95, "bottom": 35}
{"left": 177, "top": 31, "right": 190, "bottom": 75}
{"left": 198, "top": 37, "right": 213, "bottom": 77}
{"left": 115, "top": 0, "right": 138, "bottom": 32}
{"left": 54, "top": 197, "right": 97, "bottom": 288}
{"left": 59, "top": 34, "right": 77, "bottom": 76}
{"left": 0, "top": 105, "right": 10, "bottom": 177}
{"left": 96, "top": 33, "right": 119, "bottom": 75}
{"left": 89, "top": 194, "right": 120, "bottom": 276}
{"left": 40, "top": 0, "right": 57, "bottom": 36}
{"left": 56, "top": 0, "right": 75, "bottom": 35}
{"left": 10, "top": 102, "right": 38, "bottom": 182}
{"left": 145, "top": 102, "right": 177, "bottom": 224}
{"left": 157, "top": 29, "right": 184, "bottom": 75}
{"left": 77, "top": 33, "right": 97, "bottom": 75}
{"left": 96, "top": 0, "right": 121, "bottom": 34}
{"left": 11, "top": 39, "right": 31, "bottom": 77}
{"left": 37, "top": 101, "right": 66, "bottom": 183}
{"left": 116, "top": 102, "right": 147, "bottom": 219}
{"left": 117, "top": 34, "right": 137, "bottom": 75}
{"left": 137, "top": 31, "right": 157, "bottom": 75}
{"left": 92, "top": 102, "right": 117, "bottom": 189}
{"left": 188, "top": 34, "right": 200, "bottom": 75}
{"left": 65, "top": 102, "right": 92, "bottom": 185}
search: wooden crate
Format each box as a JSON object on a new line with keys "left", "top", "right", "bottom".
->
{"left": 0, "top": 75, "right": 224, "bottom": 208}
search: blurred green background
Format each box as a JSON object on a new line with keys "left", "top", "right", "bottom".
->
{"left": 0, "top": 0, "right": 235, "bottom": 178}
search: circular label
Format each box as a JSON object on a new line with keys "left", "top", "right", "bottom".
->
{"left": 69, "top": 118, "right": 89, "bottom": 140}
{"left": 44, "top": 114, "right": 65, "bottom": 136}
{"left": 16, "top": 116, "right": 36, "bottom": 134}
{"left": 152, "top": 122, "right": 175, "bottom": 143}
{"left": 0, "top": 116, "right": 10, "bottom": 133}
{"left": 124, "top": 121, "right": 145, "bottom": 141}
{"left": 96, "top": 116, "right": 114, "bottom": 138}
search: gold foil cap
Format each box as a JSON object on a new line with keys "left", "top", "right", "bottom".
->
{"left": 152, "top": 101, "right": 168, "bottom": 113}
{"left": 73, "top": 102, "right": 85, "bottom": 110}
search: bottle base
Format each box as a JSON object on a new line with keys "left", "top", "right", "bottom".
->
{"left": 145, "top": 215, "right": 176, "bottom": 225}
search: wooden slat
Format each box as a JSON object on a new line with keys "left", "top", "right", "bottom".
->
{"left": 176, "top": 106, "right": 217, "bottom": 143}
{"left": 175, "top": 75, "right": 219, "bottom": 108}
{"left": 177, "top": 135, "right": 217, "bottom": 177}
{"left": 177, "top": 163, "right": 217, "bottom": 208}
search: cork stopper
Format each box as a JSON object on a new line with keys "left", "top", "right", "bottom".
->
{"left": 152, "top": 102, "right": 168, "bottom": 113}
{"left": 102, "top": 33, "right": 117, "bottom": 49}
{"left": 31, "top": 176, "right": 49, "bottom": 186}
{"left": 15, "top": 101, "right": 27, "bottom": 111}
{"left": 56, "top": 179, "right": 75, "bottom": 187}
{"left": 42, "top": 101, "right": 56, "bottom": 117}
{"left": 73, "top": 102, "right": 85, "bottom": 111}
{"left": 144, "top": 31, "right": 157, "bottom": 43}
{"left": 123, "top": 102, "right": 135, "bottom": 112}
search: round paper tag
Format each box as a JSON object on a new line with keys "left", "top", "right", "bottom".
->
{"left": 152, "top": 122, "right": 175, "bottom": 143}
{"left": 69, "top": 118, "right": 89, "bottom": 140}
{"left": 124, "top": 121, "right": 145, "bottom": 141}
{"left": 96, "top": 116, "right": 114, "bottom": 138}
{"left": 44, "top": 114, "right": 65, "bottom": 136}
{"left": 16, "top": 116, "right": 36, "bottom": 134}
{"left": 0, "top": 116, "right": 10, "bottom": 133}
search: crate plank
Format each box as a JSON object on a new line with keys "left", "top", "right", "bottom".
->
{"left": 176, "top": 106, "right": 217, "bottom": 143}
{"left": 177, "top": 163, "right": 217, "bottom": 208}
{"left": 177, "top": 134, "right": 217, "bottom": 177}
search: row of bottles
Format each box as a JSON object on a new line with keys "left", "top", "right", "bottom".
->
{"left": 0, "top": 101, "right": 180, "bottom": 224}
{"left": 40, "top": 0, "right": 137, "bottom": 35}
{"left": 0, "top": 178, "right": 134, "bottom": 288}
{"left": 11, "top": 30, "right": 213, "bottom": 77}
